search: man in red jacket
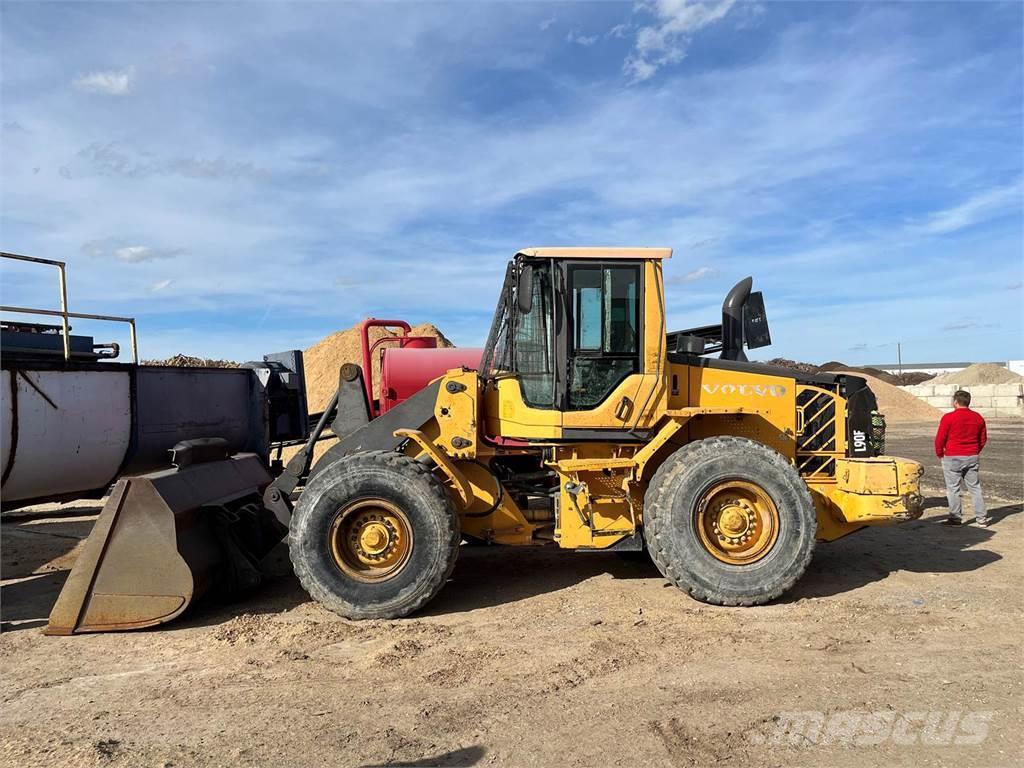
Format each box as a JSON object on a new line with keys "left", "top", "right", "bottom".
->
{"left": 935, "top": 390, "right": 989, "bottom": 526}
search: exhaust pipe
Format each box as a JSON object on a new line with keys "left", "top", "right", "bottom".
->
{"left": 721, "top": 276, "right": 752, "bottom": 362}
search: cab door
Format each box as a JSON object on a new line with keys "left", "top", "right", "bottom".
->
{"left": 483, "top": 257, "right": 666, "bottom": 440}
{"left": 560, "top": 260, "right": 663, "bottom": 434}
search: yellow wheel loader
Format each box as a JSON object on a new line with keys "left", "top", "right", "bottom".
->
{"left": 46, "top": 247, "right": 924, "bottom": 633}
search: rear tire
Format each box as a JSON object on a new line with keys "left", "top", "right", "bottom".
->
{"left": 289, "top": 451, "right": 459, "bottom": 619}
{"left": 643, "top": 437, "right": 816, "bottom": 606}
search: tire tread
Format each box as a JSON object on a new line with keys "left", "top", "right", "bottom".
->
{"left": 289, "top": 450, "right": 460, "bottom": 619}
{"left": 643, "top": 437, "right": 816, "bottom": 606}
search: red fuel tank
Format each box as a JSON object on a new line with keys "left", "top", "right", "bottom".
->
{"left": 379, "top": 347, "right": 483, "bottom": 413}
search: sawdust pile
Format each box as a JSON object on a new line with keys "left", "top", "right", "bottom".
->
{"left": 303, "top": 322, "right": 454, "bottom": 412}
{"left": 930, "top": 363, "right": 1024, "bottom": 386}
{"left": 279, "top": 321, "right": 452, "bottom": 467}
{"left": 836, "top": 371, "right": 943, "bottom": 422}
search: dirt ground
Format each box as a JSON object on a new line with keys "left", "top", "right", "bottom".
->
{"left": 1, "top": 421, "right": 1021, "bottom": 768}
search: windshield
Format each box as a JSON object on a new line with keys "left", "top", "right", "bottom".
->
{"left": 478, "top": 261, "right": 514, "bottom": 378}
{"left": 478, "top": 257, "right": 557, "bottom": 409}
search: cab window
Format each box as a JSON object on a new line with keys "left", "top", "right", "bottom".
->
{"left": 568, "top": 264, "right": 641, "bottom": 409}
{"left": 512, "top": 262, "right": 556, "bottom": 408}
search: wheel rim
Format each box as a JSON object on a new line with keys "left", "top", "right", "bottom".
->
{"left": 694, "top": 480, "right": 780, "bottom": 565}
{"left": 329, "top": 499, "right": 413, "bottom": 582}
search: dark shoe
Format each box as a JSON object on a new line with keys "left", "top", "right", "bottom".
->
{"left": 942, "top": 517, "right": 964, "bottom": 526}
{"left": 975, "top": 517, "right": 992, "bottom": 527}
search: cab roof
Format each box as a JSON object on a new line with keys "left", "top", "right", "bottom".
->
{"left": 516, "top": 247, "right": 672, "bottom": 260}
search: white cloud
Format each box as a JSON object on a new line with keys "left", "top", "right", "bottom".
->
{"left": 624, "top": 57, "right": 658, "bottom": 82}
{"left": 539, "top": 16, "right": 556, "bottom": 32}
{"left": 566, "top": 30, "right": 598, "bottom": 47}
{"left": 608, "top": 23, "right": 631, "bottom": 39}
{"left": 679, "top": 266, "right": 716, "bottom": 283}
{"left": 72, "top": 65, "right": 135, "bottom": 95}
{"left": 116, "top": 245, "right": 161, "bottom": 263}
{"left": 913, "top": 181, "right": 1023, "bottom": 235}
{"left": 625, "top": 0, "right": 737, "bottom": 82}
{"left": 81, "top": 241, "right": 183, "bottom": 263}
{"left": 148, "top": 278, "right": 174, "bottom": 293}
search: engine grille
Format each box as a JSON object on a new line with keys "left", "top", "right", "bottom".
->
{"left": 796, "top": 385, "right": 841, "bottom": 480}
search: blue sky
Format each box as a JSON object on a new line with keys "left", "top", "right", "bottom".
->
{"left": 2, "top": 1, "right": 1022, "bottom": 365}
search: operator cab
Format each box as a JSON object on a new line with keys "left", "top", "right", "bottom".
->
{"left": 478, "top": 247, "right": 775, "bottom": 441}
{"left": 479, "top": 248, "right": 670, "bottom": 439}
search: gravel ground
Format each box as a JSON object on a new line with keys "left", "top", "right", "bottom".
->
{"left": 1, "top": 420, "right": 1021, "bottom": 768}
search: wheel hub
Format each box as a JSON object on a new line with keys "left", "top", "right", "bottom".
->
{"left": 358, "top": 521, "right": 392, "bottom": 555}
{"left": 696, "top": 481, "right": 780, "bottom": 565}
{"left": 717, "top": 501, "right": 754, "bottom": 539}
{"left": 329, "top": 500, "right": 413, "bottom": 582}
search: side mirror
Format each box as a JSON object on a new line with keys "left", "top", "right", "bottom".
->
{"left": 517, "top": 264, "right": 534, "bottom": 314}
{"left": 743, "top": 291, "right": 772, "bottom": 349}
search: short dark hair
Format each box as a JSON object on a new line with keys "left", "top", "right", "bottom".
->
{"left": 953, "top": 390, "right": 971, "bottom": 407}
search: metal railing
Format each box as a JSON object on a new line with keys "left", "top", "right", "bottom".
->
{"left": 0, "top": 251, "right": 138, "bottom": 363}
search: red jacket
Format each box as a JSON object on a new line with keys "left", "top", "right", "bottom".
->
{"left": 935, "top": 408, "right": 987, "bottom": 458}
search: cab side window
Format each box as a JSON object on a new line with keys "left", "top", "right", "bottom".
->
{"left": 568, "top": 264, "right": 641, "bottom": 409}
{"left": 513, "top": 263, "right": 556, "bottom": 408}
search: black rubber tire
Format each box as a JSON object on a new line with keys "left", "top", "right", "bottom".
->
{"left": 289, "top": 450, "right": 460, "bottom": 619}
{"left": 643, "top": 437, "right": 816, "bottom": 606}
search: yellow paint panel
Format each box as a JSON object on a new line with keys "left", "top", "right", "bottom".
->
{"left": 560, "top": 373, "right": 665, "bottom": 429}
{"left": 809, "top": 486, "right": 865, "bottom": 541}
{"left": 837, "top": 457, "right": 904, "bottom": 496}
{"left": 811, "top": 457, "right": 924, "bottom": 528}
{"left": 456, "top": 461, "right": 536, "bottom": 546}
{"left": 549, "top": 444, "right": 639, "bottom": 549}
{"left": 685, "top": 365, "right": 797, "bottom": 460}
{"left": 482, "top": 377, "right": 562, "bottom": 440}
{"left": 434, "top": 369, "right": 479, "bottom": 459}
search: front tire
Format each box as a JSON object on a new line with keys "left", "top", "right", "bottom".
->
{"left": 643, "top": 437, "right": 816, "bottom": 606}
{"left": 289, "top": 451, "right": 460, "bottom": 619}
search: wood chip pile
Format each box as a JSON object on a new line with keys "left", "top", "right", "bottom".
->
{"left": 302, "top": 322, "right": 454, "bottom": 411}
{"left": 834, "top": 371, "right": 943, "bottom": 422}
{"left": 142, "top": 355, "right": 240, "bottom": 368}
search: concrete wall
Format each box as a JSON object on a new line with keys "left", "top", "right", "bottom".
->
{"left": 901, "top": 382, "right": 1024, "bottom": 418}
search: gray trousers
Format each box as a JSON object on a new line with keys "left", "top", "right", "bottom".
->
{"left": 941, "top": 455, "right": 987, "bottom": 521}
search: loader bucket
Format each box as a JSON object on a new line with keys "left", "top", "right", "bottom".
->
{"left": 45, "top": 453, "right": 280, "bottom": 635}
